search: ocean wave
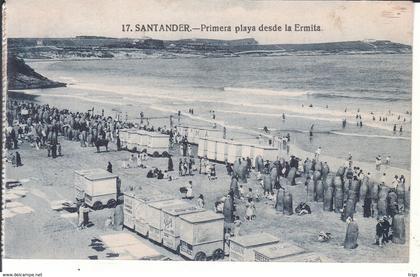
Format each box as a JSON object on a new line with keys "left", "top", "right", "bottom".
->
{"left": 273, "top": 128, "right": 410, "bottom": 141}
{"left": 223, "top": 87, "right": 308, "bottom": 97}
{"left": 329, "top": 131, "right": 410, "bottom": 141}
{"left": 309, "top": 91, "right": 411, "bottom": 102}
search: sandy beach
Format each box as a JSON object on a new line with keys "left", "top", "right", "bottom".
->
{"left": 4, "top": 91, "right": 410, "bottom": 262}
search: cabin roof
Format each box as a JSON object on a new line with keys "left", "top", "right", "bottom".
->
{"left": 179, "top": 210, "right": 224, "bottom": 223}
{"left": 230, "top": 232, "right": 279, "bottom": 248}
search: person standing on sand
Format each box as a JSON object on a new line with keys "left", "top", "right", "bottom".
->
{"left": 376, "top": 155, "right": 382, "bottom": 171}
{"left": 52, "top": 143, "right": 57, "bottom": 158}
{"left": 391, "top": 175, "right": 399, "bottom": 189}
{"left": 315, "top": 147, "right": 321, "bottom": 161}
{"left": 15, "top": 151, "right": 22, "bottom": 167}
{"left": 196, "top": 194, "right": 204, "bottom": 208}
{"left": 116, "top": 136, "right": 121, "bottom": 151}
{"left": 179, "top": 158, "right": 183, "bottom": 176}
{"left": 186, "top": 181, "right": 194, "bottom": 200}
{"left": 187, "top": 144, "right": 192, "bottom": 157}
{"left": 107, "top": 162, "right": 113, "bottom": 173}
{"left": 78, "top": 204, "right": 91, "bottom": 230}
{"left": 386, "top": 156, "right": 391, "bottom": 166}
{"left": 233, "top": 216, "right": 242, "bottom": 237}
{"left": 168, "top": 155, "right": 174, "bottom": 171}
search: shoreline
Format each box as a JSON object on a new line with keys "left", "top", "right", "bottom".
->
{"left": 8, "top": 89, "right": 411, "bottom": 185}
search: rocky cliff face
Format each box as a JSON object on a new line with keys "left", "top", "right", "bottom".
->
{"left": 7, "top": 55, "right": 66, "bottom": 89}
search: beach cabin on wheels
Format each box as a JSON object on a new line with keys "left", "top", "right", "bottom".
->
{"left": 253, "top": 242, "right": 306, "bottom": 262}
{"left": 161, "top": 203, "right": 204, "bottom": 252}
{"left": 123, "top": 191, "right": 173, "bottom": 236}
{"left": 197, "top": 137, "right": 279, "bottom": 165}
{"left": 131, "top": 130, "right": 149, "bottom": 153}
{"left": 227, "top": 141, "right": 243, "bottom": 163}
{"left": 178, "top": 126, "right": 224, "bottom": 145}
{"left": 74, "top": 169, "right": 98, "bottom": 202}
{"left": 197, "top": 138, "right": 208, "bottom": 158}
{"left": 147, "top": 132, "right": 170, "bottom": 157}
{"left": 74, "top": 168, "right": 118, "bottom": 210}
{"left": 178, "top": 210, "right": 225, "bottom": 261}
{"left": 118, "top": 128, "right": 169, "bottom": 156}
{"left": 205, "top": 138, "right": 217, "bottom": 160}
{"left": 229, "top": 232, "right": 280, "bottom": 262}
{"left": 216, "top": 139, "right": 229, "bottom": 162}
{"left": 146, "top": 199, "right": 187, "bottom": 244}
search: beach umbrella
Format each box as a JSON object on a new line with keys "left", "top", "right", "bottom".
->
{"left": 287, "top": 167, "right": 297, "bottom": 185}
{"left": 230, "top": 178, "right": 240, "bottom": 199}
{"left": 315, "top": 180, "right": 324, "bottom": 202}
{"left": 313, "top": 171, "right": 321, "bottom": 182}
{"left": 314, "top": 161, "right": 322, "bottom": 172}
{"left": 396, "top": 184, "right": 405, "bottom": 212}
{"left": 392, "top": 214, "right": 406, "bottom": 244}
{"left": 255, "top": 155, "right": 264, "bottom": 173}
{"left": 263, "top": 174, "right": 272, "bottom": 193}
{"left": 323, "top": 186, "right": 334, "bottom": 211}
{"left": 360, "top": 178, "right": 369, "bottom": 202}
{"left": 333, "top": 176, "right": 343, "bottom": 189}
{"left": 334, "top": 186, "right": 344, "bottom": 213}
{"left": 307, "top": 180, "right": 315, "bottom": 202}
{"left": 275, "top": 189, "right": 285, "bottom": 212}
{"left": 223, "top": 196, "right": 234, "bottom": 223}
{"left": 387, "top": 191, "right": 398, "bottom": 217}
{"left": 113, "top": 204, "right": 124, "bottom": 231}
{"left": 283, "top": 191, "right": 293, "bottom": 215}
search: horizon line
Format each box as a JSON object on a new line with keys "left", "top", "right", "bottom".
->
{"left": 7, "top": 37, "right": 412, "bottom": 47}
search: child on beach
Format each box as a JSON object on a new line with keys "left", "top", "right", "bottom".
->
{"left": 315, "top": 147, "right": 321, "bottom": 161}
{"left": 376, "top": 155, "right": 382, "bottom": 171}
{"left": 233, "top": 216, "right": 242, "bottom": 237}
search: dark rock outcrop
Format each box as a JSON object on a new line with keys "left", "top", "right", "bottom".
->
{"left": 7, "top": 55, "right": 66, "bottom": 89}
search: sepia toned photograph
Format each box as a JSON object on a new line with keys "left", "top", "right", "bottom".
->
{"left": 1, "top": 0, "right": 415, "bottom": 269}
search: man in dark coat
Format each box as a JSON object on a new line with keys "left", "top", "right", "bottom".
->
{"left": 116, "top": 136, "right": 121, "bottom": 151}
{"left": 51, "top": 143, "right": 57, "bottom": 158}
{"left": 15, "top": 151, "right": 22, "bottom": 167}
{"left": 107, "top": 161, "right": 113, "bottom": 173}
{"left": 375, "top": 217, "right": 386, "bottom": 246}
{"left": 168, "top": 156, "right": 174, "bottom": 171}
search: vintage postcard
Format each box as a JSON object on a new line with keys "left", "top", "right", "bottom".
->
{"left": 1, "top": 0, "right": 418, "bottom": 275}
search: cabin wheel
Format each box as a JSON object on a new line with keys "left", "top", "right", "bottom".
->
{"left": 194, "top": 252, "right": 207, "bottom": 261}
{"left": 132, "top": 147, "right": 137, "bottom": 153}
{"left": 107, "top": 199, "right": 117, "bottom": 208}
{"left": 153, "top": 151, "right": 159, "bottom": 157}
{"left": 162, "top": 151, "right": 169, "bottom": 157}
{"left": 93, "top": 201, "right": 103, "bottom": 210}
{"left": 212, "top": 249, "right": 225, "bottom": 260}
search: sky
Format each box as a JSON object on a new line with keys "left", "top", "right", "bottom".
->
{"left": 6, "top": 0, "right": 414, "bottom": 45}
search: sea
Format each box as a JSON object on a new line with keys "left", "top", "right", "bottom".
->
{"left": 26, "top": 54, "right": 412, "bottom": 170}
